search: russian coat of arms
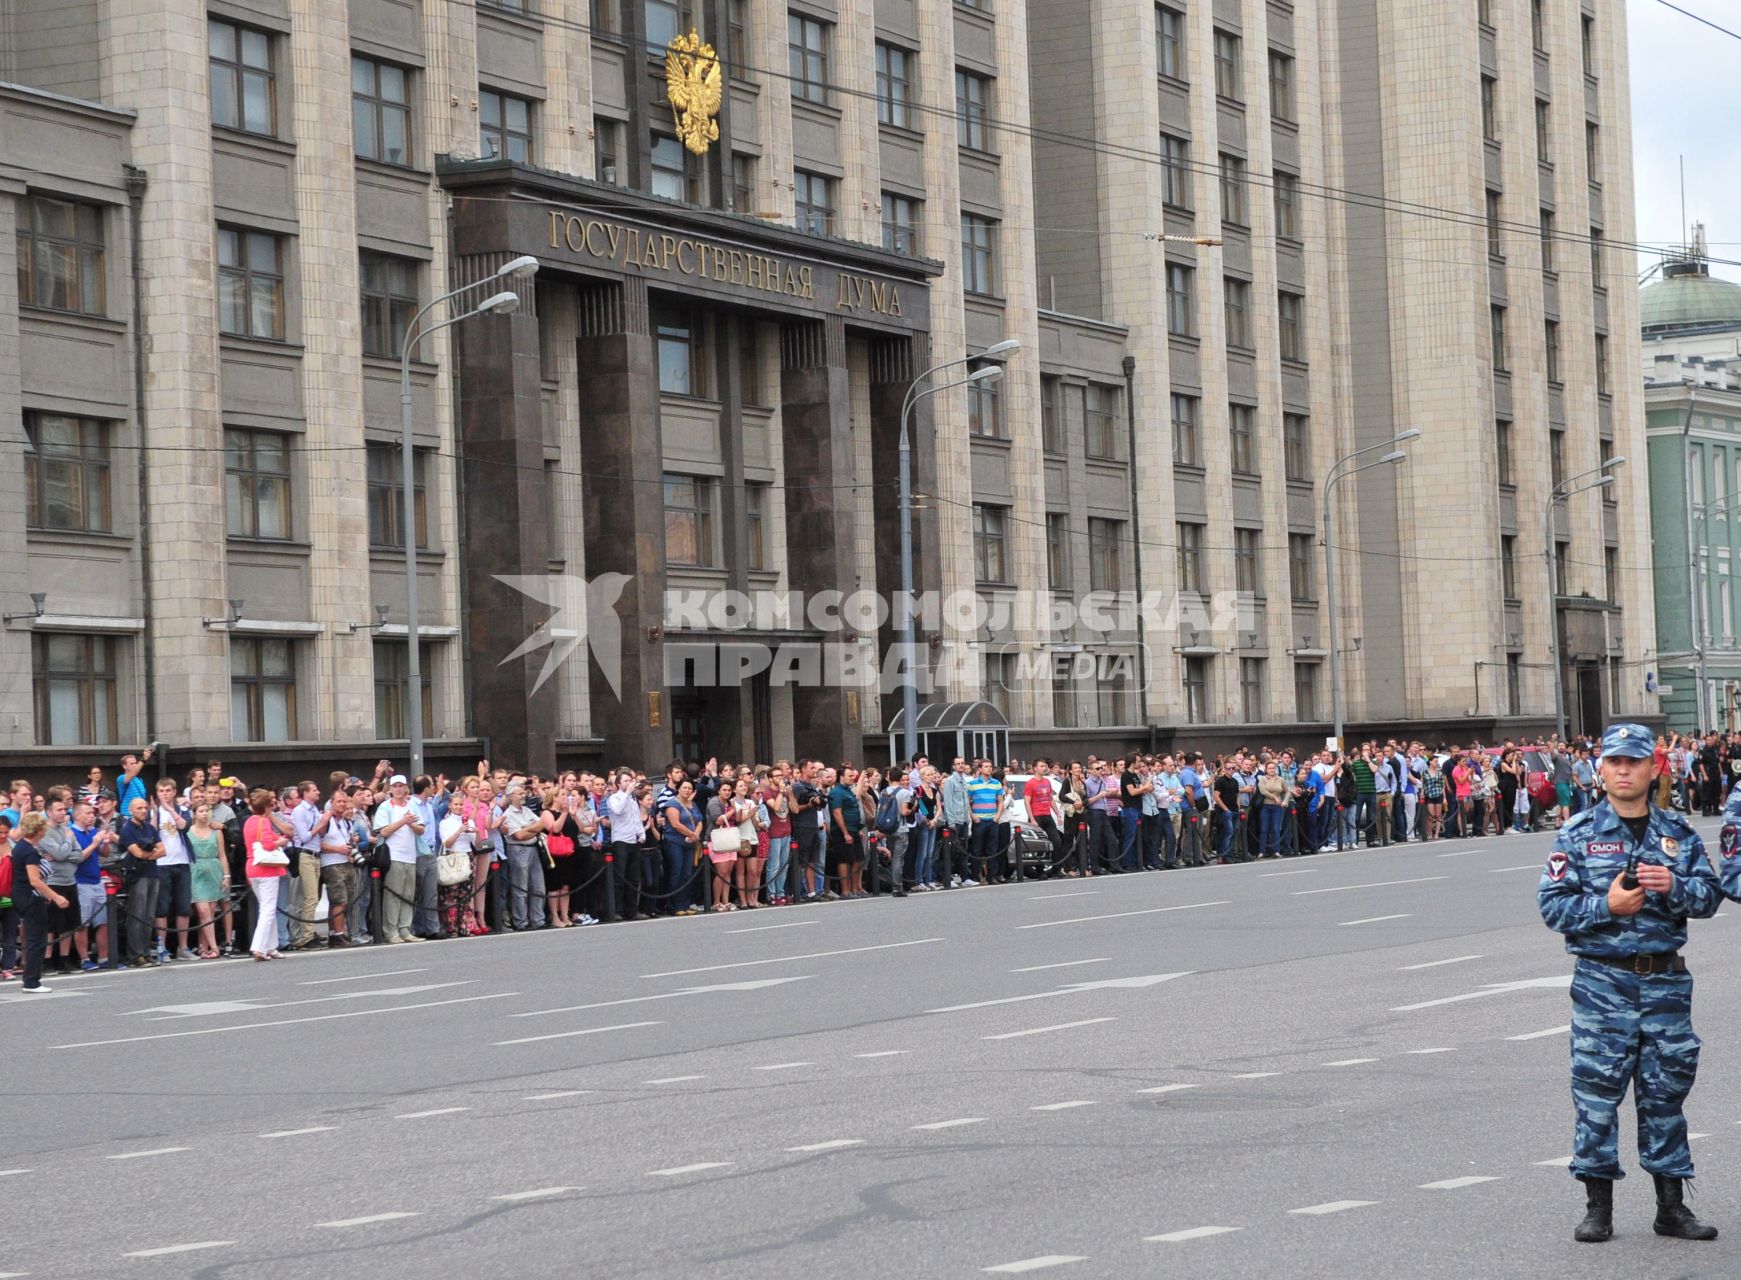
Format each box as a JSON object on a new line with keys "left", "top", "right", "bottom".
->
{"left": 665, "top": 31, "right": 722, "bottom": 156}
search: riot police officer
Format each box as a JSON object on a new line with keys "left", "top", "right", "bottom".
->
{"left": 1538, "top": 722, "right": 1721, "bottom": 1244}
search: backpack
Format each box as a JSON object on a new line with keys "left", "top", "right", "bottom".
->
{"left": 874, "top": 788, "right": 902, "bottom": 835}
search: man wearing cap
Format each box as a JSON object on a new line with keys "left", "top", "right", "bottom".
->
{"left": 1538, "top": 721, "right": 1721, "bottom": 1245}
{"left": 373, "top": 775, "right": 423, "bottom": 944}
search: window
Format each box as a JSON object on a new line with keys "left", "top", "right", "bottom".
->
{"left": 1539, "top": 208, "right": 1555, "bottom": 273}
{"left": 1156, "top": 5, "right": 1185, "bottom": 79}
{"left": 1240, "top": 657, "right": 1265, "bottom": 723}
{"left": 24, "top": 413, "right": 111, "bottom": 532}
{"left": 1506, "top": 653, "right": 1521, "bottom": 715}
{"left": 1283, "top": 412, "right": 1308, "bottom": 480}
{"left": 1479, "top": 0, "right": 1493, "bottom": 27}
{"left": 1219, "top": 153, "right": 1247, "bottom": 226}
{"left": 1229, "top": 403, "right": 1256, "bottom": 474}
{"left": 961, "top": 215, "right": 998, "bottom": 295}
{"left": 1590, "top": 227, "right": 1605, "bottom": 286}
{"left": 1496, "top": 419, "right": 1514, "bottom": 487}
{"left": 359, "top": 251, "right": 418, "bottom": 358}
{"left": 1534, "top": 98, "right": 1550, "bottom": 162}
{"left": 787, "top": 13, "right": 830, "bottom": 105}
{"left": 745, "top": 482, "right": 769, "bottom": 569}
{"left": 1268, "top": 51, "right": 1295, "bottom": 121}
{"left": 592, "top": 0, "right": 618, "bottom": 33}
{"left": 1545, "top": 319, "right": 1561, "bottom": 384}
{"left": 968, "top": 373, "right": 1002, "bottom": 438}
{"left": 1713, "top": 573, "right": 1728, "bottom": 638}
{"left": 1490, "top": 304, "right": 1508, "bottom": 371}
{"left": 224, "top": 428, "right": 291, "bottom": 539}
{"left": 366, "top": 442, "right": 428, "bottom": 548}
{"left": 1224, "top": 277, "right": 1252, "bottom": 348}
{"left": 1273, "top": 170, "right": 1300, "bottom": 239}
{"left": 728, "top": 0, "right": 749, "bottom": 68}
{"left": 955, "top": 70, "right": 990, "bottom": 151}
{"left": 663, "top": 473, "right": 718, "bottom": 566}
{"left": 33, "top": 633, "right": 118, "bottom": 746}
{"left": 1605, "top": 547, "right": 1619, "bottom": 604}
{"left": 209, "top": 18, "right": 274, "bottom": 135}
{"left": 1481, "top": 75, "right": 1497, "bottom": 141}
{"left": 650, "top": 134, "right": 694, "bottom": 201}
{"left": 479, "top": 88, "right": 533, "bottom": 163}
{"left": 1293, "top": 661, "right": 1319, "bottom": 720}
{"left": 1486, "top": 190, "right": 1504, "bottom": 259}
{"left": 231, "top": 638, "right": 297, "bottom": 742}
{"left": 1096, "top": 669, "right": 1132, "bottom": 727}
{"left": 1234, "top": 527, "right": 1260, "bottom": 594}
{"left": 1595, "top": 332, "right": 1610, "bottom": 396}
{"left": 1166, "top": 262, "right": 1195, "bottom": 336}
{"left": 352, "top": 56, "right": 412, "bottom": 165}
{"left": 594, "top": 117, "right": 623, "bottom": 184}
{"left": 1177, "top": 521, "right": 1204, "bottom": 592}
{"left": 217, "top": 227, "right": 285, "bottom": 340}
{"left": 1501, "top": 534, "right": 1518, "bottom": 600}
{"left": 373, "top": 640, "right": 432, "bottom": 741}
{"left": 544, "top": 459, "right": 561, "bottom": 561}
{"left": 1183, "top": 655, "right": 1209, "bottom": 723}
{"left": 1041, "top": 377, "right": 1063, "bottom": 453}
{"left": 793, "top": 169, "right": 835, "bottom": 236}
{"left": 1046, "top": 513, "right": 1067, "bottom": 589}
{"left": 719, "top": 152, "right": 750, "bottom": 212}
{"left": 1213, "top": 28, "right": 1241, "bottom": 100}
{"left": 1089, "top": 518, "right": 1123, "bottom": 592}
{"left": 1555, "top": 540, "right": 1569, "bottom": 591}
{"left": 1531, "top": 0, "right": 1545, "bottom": 52}
{"left": 876, "top": 43, "right": 912, "bottom": 128}
{"left": 880, "top": 192, "right": 920, "bottom": 256}
{"left": 1086, "top": 383, "right": 1119, "bottom": 459}
{"left": 645, "top": 0, "right": 687, "bottom": 49}
{"left": 1582, "top": 14, "right": 1595, "bottom": 75}
{"left": 1585, "top": 121, "right": 1600, "bottom": 178}
{"left": 1550, "top": 429, "right": 1565, "bottom": 487}
{"left": 1171, "top": 392, "right": 1200, "bottom": 466}
{"left": 1054, "top": 677, "right": 1076, "bottom": 730}
{"left": 1160, "top": 133, "right": 1192, "bottom": 209}
{"left": 1289, "top": 533, "right": 1314, "bottom": 601}
{"left": 1278, "top": 290, "right": 1305, "bottom": 362}
{"left": 655, "top": 310, "right": 703, "bottom": 395}
{"left": 736, "top": 325, "right": 762, "bottom": 405}
{"left": 17, "top": 195, "right": 105, "bottom": 315}
{"left": 973, "top": 504, "right": 1009, "bottom": 584}
{"left": 985, "top": 652, "right": 1014, "bottom": 720}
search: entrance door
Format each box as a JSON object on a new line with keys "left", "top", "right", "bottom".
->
{"left": 1576, "top": 665, "right": 1603, "bottom": 739}
{"left": 671, "top": 694, "right": 707, "bottom": 766}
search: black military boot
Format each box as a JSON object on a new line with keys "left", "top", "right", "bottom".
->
{"left": 1653, "top": 1174, "right": 1719, "bottom": 1240}
{"left": 1574, "top": 1177, "right": 1614, "bottom": 1243}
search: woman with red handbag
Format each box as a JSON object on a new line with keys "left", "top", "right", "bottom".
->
{"left": 540, "top": 782, "right": 580, "bottom": 928}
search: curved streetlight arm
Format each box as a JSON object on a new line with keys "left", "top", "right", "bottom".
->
{"left": 1552, "top": 456, "right": 1627, "bottom": 501}
{"left": 900, "top": 342, "right": 1019, "bottom": 423}
{"left": 1326, "top": 430, "right": 1421, "bottom": 485}
{"left": 897, "top": 368, "right": 1002, "bottom": 449}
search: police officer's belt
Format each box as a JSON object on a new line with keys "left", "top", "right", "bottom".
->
{"left": 1581, "top": 952, "right": 1688, "bottom": 976}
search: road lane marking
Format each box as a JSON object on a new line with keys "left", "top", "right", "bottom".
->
{"left": 1338, "top": 914, "right": 1411, "bottom": 926}
{"left": 0, "top": 1169, "right": 33, "bottom": 1177}
{"left": 394, "top": 1107, "right": 470, "bottom": 1120}
{"left": 1690, "top": 1132, "right": 1711, "bottom": 1141}
{"left": 1322, "top": 1058, "right": 1378, "bottom": 1067}
{"left": 1534, "top": 1156, "right": 1574, "bottom": 1167}
{"left": 913, "top": 1118, "right": 986, "bottom": 1131}
{"left": 1010, "top": 959, "right": 1109, "bottom": 973}
{"left": 724, "top": 921, "right": 817, "bottom": 934}
{"left": 1031, "top": 1101, "right": 1098, "bottom": 1111}
{"left": 523, "top": 1091, "right": 592, "bottom": 1101}
{"left": 121, "top": 1241, "right": 234, "bottom": 1258}
{"left": 1016, "top": 902, "right": 1229, "bottom": 930}
{"left": 1292, "top": 876, "right": 1447, "bottom": 896}
{"left": 853, "top": 1050, "right": 910, "bottom": 1058}
{"left": 1144, "top": 1226, "right": 1240, "bottom": 1243}
{"left": 492, "top": 1187, "right": 581, "bottom": 1202}
{"left": 786, "top": 1139, "right": 864, "bottom": 1152}
{"left": 643, "top": 1075, "right": 705, "bottom": 1085}
{"left": 1232, "top": 1072, "right": 1280, "bottom": 1078}
{"left": 983, "top": 1257, "right": 1086, "bottom": 1274}
{"left": 298, "top": 968, "right": 426, "bottom": 985}
{"left": 983, "top": 1017, "right": 1116, "bottom": 1041}
{"left": 138, "top": 981, "right": 476, "bottom": 1020}
{"left": 318, "top": 1212, "right": 419, "bottom": 1228}
{"left": 641, "top": 938, "right": 942, "bottom": 979}
{"left": 107, "top": 1148, "right": 188, "bottom": 1160}
{"left": 493, "top": 1020, "right": 663, "bottom": 1047}
{"left": 1398, "top": 955, "right": 1484, "bottom": 970}
{"left": 259, "top": 1127, "right": 336, "bottom": 1139}
{"left": 58, "top": 992, "right": 520, "bottom": 1048}
{"left": 1137, "top": 1084, "right": 1200, "bottom": 1095}
{"left": 1289, "top": 1201, "right": 1376, "bottom": 1215}
{"left": 1391, "top": 975, "right": 1570, "bottom": 1012}
{"left": 1436, "top": 850, "right": 1477, "bottom": 857}
{"left": 1258, "top": 869, "right": 1315, "bottom": 877}
{"left": 513, "top": 976, "right": 812, "bottom": 1018}
{"left": 646, "top": 1162, "right": 733, "bottom": 1177}
{"left": 929, "top": 974, "right": 1187, "bottom": 1014}
{"left": 1420, "top": 1176, "right": 1500, "bottom": 1190}
{"left": 755, "top": 1062, "right": 813, "bottom": 1071}
{"left": 1489, "top": 864, "right": 1544, "bottom": 873}
{"left": 1405, "top": 1048, "right": 1458, "bottom": 1055}
{"left": 1506, "top": 1025, "right": 1570, "bottom": 1041}
{"left": 1027, "top": 890, "right": 1098, "bottom": 900}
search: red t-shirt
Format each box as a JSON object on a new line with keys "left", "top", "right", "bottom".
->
{"left": 244, "top": 814, "right": 286, "bottom": 879}
{"left": 759, "top": 787, "right": 792, "bottom": 838}
{"left": 1023, "top": 776, "right": 1055, "bottom": 818}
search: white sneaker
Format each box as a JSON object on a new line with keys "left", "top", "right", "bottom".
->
{"left": 961, "top": 877, "right": 979, "bottom": 887}
{"left": 950, "top": 875, "right": 962, "bottom": 888}
{"left": 21, "top": 984, "right": 52, "bottom": 994}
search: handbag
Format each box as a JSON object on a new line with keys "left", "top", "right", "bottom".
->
{"left": 546, "top": 834, "right": 575, "bottom": 858}
{"left": 250, "top": 841, "right": 290, "bottom": 868}
{"left": 436, "top": 846, "right": 472, "bottom": 886}
{"left": 709, "top": 826, "right": 743, "bottom": 855}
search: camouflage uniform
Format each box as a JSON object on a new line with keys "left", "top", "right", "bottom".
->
{"left": 1717, "top": 784, "right": 1741, "bottom": 901}
{"left": 1539, "top": 783, "right": 1720, "bottom": 1183}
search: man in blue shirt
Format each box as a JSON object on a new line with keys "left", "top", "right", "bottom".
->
{"left": 1176, "top": 757, "right": 1203, "bottom": 867}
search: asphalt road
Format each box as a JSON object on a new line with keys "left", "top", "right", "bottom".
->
{"left": 7, "top": 821, "right": 1741, "bottom": 1280}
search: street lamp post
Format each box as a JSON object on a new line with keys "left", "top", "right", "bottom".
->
{"left": 1545, "top": 456, "right": 1627, "bottom": 742}
{"left": 1322, "top": 431, "right": 1418, "bottom": 752}
{"left": 398, "top": 254, "right": 539, "bottom": 778}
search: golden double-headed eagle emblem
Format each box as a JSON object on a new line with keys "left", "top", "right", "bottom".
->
{"left": 664, "top": 31, "right": 722, "bottom": 156}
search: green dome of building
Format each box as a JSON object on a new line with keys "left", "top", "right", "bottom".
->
{"left": 1641, "top": 261, "right": 1741, "bottom": 335}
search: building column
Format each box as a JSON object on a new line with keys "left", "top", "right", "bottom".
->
{"left": 781, "top": 316, "right": 862, "bottom": 762}
{"left": 576, "top": 276, "right": 671, "bottom": 767}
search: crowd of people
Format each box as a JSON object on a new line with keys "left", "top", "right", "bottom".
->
{"left": 1, "top": 730, "right": 1731, "bottom": 993}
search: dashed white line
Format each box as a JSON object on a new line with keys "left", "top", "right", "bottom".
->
{"left": 298, "top": 968, "right": 426, "bottom": 985}
{"left": 1031, "top": 1101, "right": 1099, "bottom": 1112}
{"left": 491, "top": 1187, "right": 581, "bottom": 1202}
{"left": 259, "top": 1126, "right": 336, "bottom": 1139}
{"left": 724, "top": 920, "right": 817, "bottom": 934}
{"left": 1506, "top": 1025, "right": 1570, "bottom": 1041}
{"left": 523, "top": 1090, "right": 592, "bottom": 1101}
{"left": 1289, "top": 1201, "right": 1376, "bottom": 1216}
{"left": 641, "top": 938, "right": 941, "bottom": 979}
{"left": 1322, "top": 1058, "right": 1378, "bottom": 1067}
{"left": 1145, "top": 1226, "right": 1240, "bottom": 1243}
{"left": 1534, "top": 1156, "right": 1574, "bottom": 1167}
{"left": 0, "top": 1168, "right": 33, "bottom": 1177}
{"left": 982, "top": 1257, "right": 1087, "bottom": 1274}
{"left": 1690, "top": 1132, "right": 1711, "bottom": 1141}
{"left": 786, "top": 1139, "right": 865, "bottom": 1153}
{"left": 1292, "top": 876, "right": 1448, "bottom": 896}
{"left": 1138, "top": 1083, "right": 1201, "bottom": 1095}
{"left": 643, "top": 1075, "right": 706, "bottom": 1085}
{"left": 1010, "top": 959, "right": 1109, "bottom": 973}
{"left": 107, "top": 1147, "right": 188, "bottom": 1160}
{"left": 983, "top": 1017, "right": 1116, "bottom": 1041}
{"left": 754, "top": 1062, "right": 813, "bottom": 1072}
{"left": 1258, "top": 869, "right": 1316, "bottom": 877}
{"left": 646, "top": 1162, "right": 733, "bottom": 1177}
{"left": 1490, "top": 864, "right": 1545, "bottom": 873}
{"left": 494, "top": 1020, "right": 663, "bottom": 1047}
{"left": 394, "top": 1107, "right": 470, "bottom": 1120}
{"left": 1398, "top": 955, "right": 1484, "bottom": 970}
{"left": 120, "top": 1241, "right": 235, "bottom": 1258}
{"left": 58, "top": 992, "right": 520, "bottom": 1049}
{"left": 913, "top": 1118, "right": 986, "bottom": 1131}
{"left": 1016, "top": 901, "right": 1230, "bottom": 930}
{"left": 1027, "top": 890, "right": 1099, "bottom": 900}
{"left": 1436, "top": 850, "right": 1477, "bottom": 858}
{"left": 1338, "top": 914, "right": 1412, "bottom": 926}
{"left": 318, "top": 1212, "right": 420, "bottom": 1228}
{"left": 1232, "top": 1072, "right": 1281, "bottom": 1079}
{"left": 1419, "top": 1176, "right": 1500, "bottom": 1190}
{"left": 853, "top": 1050, "right": 910, "bottom": 1058}
{"left": 1405, "top": 1048, "right": 1458, "bottom": 1055}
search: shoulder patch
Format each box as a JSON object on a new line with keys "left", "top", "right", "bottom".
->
{"left": 1547, "top": 851, "right": 1569, "bottom": 881}
{"left": 1722, "top": 824, "right": 1741, "bottom": 861}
